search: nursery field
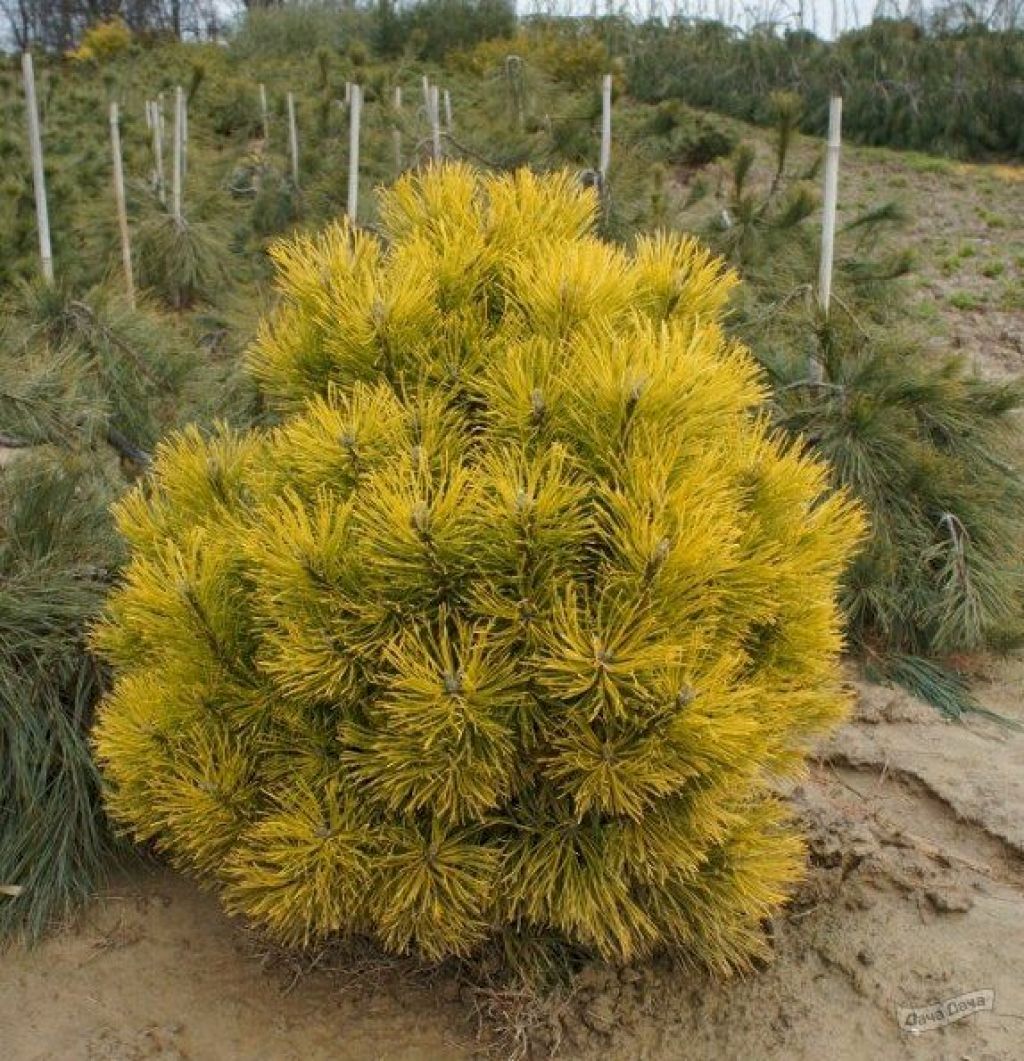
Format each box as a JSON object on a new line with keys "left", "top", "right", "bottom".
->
{"left": 2, "top": 13, "right": 1024, "bottom": 1061}
{"left": 4, "top": 118, "right": 1022, "bottom": 1061}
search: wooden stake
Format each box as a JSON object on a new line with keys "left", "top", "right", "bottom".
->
{"left": 172, "top": 85, "right": 183, "bottom": 222}
{"left": 443, "top": 88, "right": 452, "bottom": 131}
{"left": 21, "top": 52, "right": 53, "bottom": 284}
{"left": 505, "top": 55, "right": 525, "bottom": 131}
{"left": 393, "top": 85, "right": 403, "bottom": 176}
{"left": 258, "top": 83, "right": 270, "bottom": 146}
{"left": 347, "top": 84, "right": 361, "bottom": 222}
{"left": 599, "top": 73, "right": 612, "bottom": 180}
{"left": 429, "top": 84, "right": 442, "bottom": 162}
{"left": 287, "top": 91, "right": 299, "bottom": 187}
{"left": 421, "top": 75, "right": 431, "bottom": 113}
{"left": 109, "top": 102, "right": 135, "bottom": 309}
{"left": 149, "top": 100, "right": 166, "bottom": 205}
{"left": 818, "top": 95, "right": 842, "bottom": 315}
{"left": 181, "top": 94, "right": 188, "bottom": 179}
{"left": 157, "top": 99, "right": 167, "bottom": 204}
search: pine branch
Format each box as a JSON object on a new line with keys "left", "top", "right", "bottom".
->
{"left": 105, "top": 427, "right": 150, "bottom": 466}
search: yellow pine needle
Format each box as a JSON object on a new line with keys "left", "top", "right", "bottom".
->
{"left": 93, "top": 165, "right": 864, "bottom": 973}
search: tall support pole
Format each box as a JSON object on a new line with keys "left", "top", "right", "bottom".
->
{"left": 347, "top": 84, "right": 362, "bottom": 222}
{"left": 393, "top": 85, "right": 403, "bottom": 175}
{"left": 157, "top": 92, "right": 166, "bottom": 175}
{"left": 149, "top": 100, "right": 166, "bottom": 205}
{"left": 257, "top": 82, "right": 269, "bottom": 144}
{"left": 811, "top": 95, "right": 843, "bottom": 383}
{"left": 109, "top": 102, "right": 135, "bottom": 308}
{"left": 21, "top": 52, "right": 53, "bottom": 284}
{"left": 287, "top": 91, "right": 299, "bottom": 186}
{"left": 599, "top": 73, "right": 612, "bottom": 180}
{"left": 429, "top": 84, "right": 441, "bottom": 162}
{"left": 172, "top": 85, "right": 184, "bottom": 222}
{"left": 258, "top": 83, "right": 270, "bottom": 146}
{"left": 818, "top": 95, "right": 843, "bottom": 315}
{"left": 443, "top": 88, "right": 453, "bottom": 131}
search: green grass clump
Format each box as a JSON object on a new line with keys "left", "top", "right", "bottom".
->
{"left": 765, "top": 317, "right": 1024, "bottom": 662}
{"left": 949, "top": 291, "right": 984, "bottom": 311}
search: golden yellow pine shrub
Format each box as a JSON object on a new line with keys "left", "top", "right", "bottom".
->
{"left": 93, "top": 164, "right": 863, "bottom": 972}
{"left": 69, "top": 18, "right": 133, "bottom": 63}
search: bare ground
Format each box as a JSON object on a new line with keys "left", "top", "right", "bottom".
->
{"left": 845, "top": 152, "right": 1024, "bottom": 381}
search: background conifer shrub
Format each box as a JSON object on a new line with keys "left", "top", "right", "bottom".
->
{"left": 68, "top": 19, "right": 133, "bottom": 64}
{"left": 93, "top": 165, "right": 863, "bottom": 972}
{"left": 0, "top": 450, "right": 122, "bottom": 941}
{"left": 684, "top": 115, "right": 1024, "bottom": 712}
{"left": 0, "top": 280, "right": 255, "bottom": 942}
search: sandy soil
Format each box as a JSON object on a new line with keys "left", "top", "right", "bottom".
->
{"left": 3, "top": 147, "right": 1022, "bottom": 1061}
{"left": 845, "top": 152, "right": 1024, "bottom": 382}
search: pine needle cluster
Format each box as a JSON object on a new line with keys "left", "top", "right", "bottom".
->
{"left": 93, "top": 165, "right": 863, "bottom": 972}
{"left": 0, "top": 283, "right": 198, "bottom": 941}
{"left": 2, "top": 281, "right": 195, "bottom": 452}
{"left": 696, "top": 111, "right": 1024, "bottom": 712}
{"left": 0, "top": 450, "right": 122, "bottom": 941}
{"left": 763, "top": 312, "right": 1024, "bottom": 675}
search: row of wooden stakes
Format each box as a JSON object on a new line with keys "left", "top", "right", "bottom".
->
{"left": 17, "top": 53, "right": 842, "bottom": 324}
